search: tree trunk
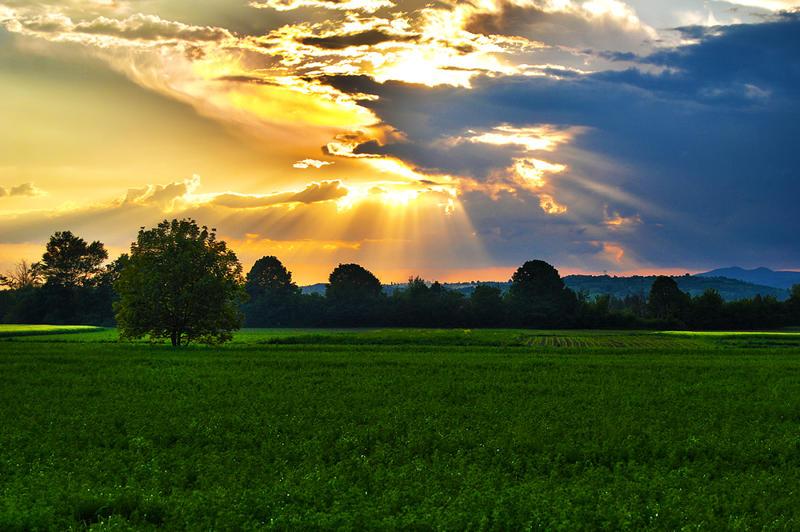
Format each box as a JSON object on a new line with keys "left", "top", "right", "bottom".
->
{"left": 171, "top": 330, "right": 178, "bottom": 347}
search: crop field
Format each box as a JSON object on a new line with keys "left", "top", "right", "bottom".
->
{"left": 1, "top": 327, "right": 800, "bottom": 529}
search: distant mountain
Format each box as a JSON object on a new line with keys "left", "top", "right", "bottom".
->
{"left": 301, "top": 283, "right": 326, "bottom": 296}
{"left": 564, "top": 275, "right": 788, "bottom": 302}
{"left": 697, "top": 267, "right": 800, "bottom": 290}
{"left": 301, "top": 275, "right": 790, "bottom": 302}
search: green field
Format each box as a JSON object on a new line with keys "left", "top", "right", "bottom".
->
{"left": 2, "top": 327, "right": 800, "bottom": 529}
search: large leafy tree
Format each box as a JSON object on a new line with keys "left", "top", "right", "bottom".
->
{"left": 508, "top": 260, "right": 577, "bottom": 326}
{"left": 36, "top": 231, "right": 107, "bottom": 287}
{"left": 243, "top": 256, "right": 300, "bottom": 326}
{"left": 115, "top": 219, "right": 245, "bottom": 346}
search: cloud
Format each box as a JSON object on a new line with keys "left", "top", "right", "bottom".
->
{"left": 290, "top": 180, "right": 349, "bottom": 203}
{"left": 293, "top": 158, "right": 333, "bottom": 169}
{"left": 0, "top": 177, "right": 486, "bottom": 282}
{"left": 123, "top": 175, "right": 199, "bottom": 210}
{"left": 2, "top": 0, "right": 798, "bottom": 274}
{"left": 73, "top": 14, "right": 232, "bottom": 42}
{"left": 723, "top": 0, "right": 800, "bottom": 9}
{"left": 607, "top": 12, "right": 800, "bottom": 104}
{"left": 298, "top": 29, "right": 417, "bottom": 49}
{"left": 465, "top": 0, "right": 658, "bottom": 52}
{"left": 11, "top": 12, "right": 233, "bottom": 42}
{"left": 248, "top": 0, "right": 394, "bottom": 13}
{"left": 317, "top": 13, "right": 800, "bottom": 269}
{"left": 0, "top": 182, "right": 45, "bottom": 197}
{"left": 211, "top": 180, "right": 348, "bottom": 208}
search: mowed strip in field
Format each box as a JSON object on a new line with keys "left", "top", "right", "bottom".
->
{"left": 1, "top": 328, "right": 800, "bottom": 529}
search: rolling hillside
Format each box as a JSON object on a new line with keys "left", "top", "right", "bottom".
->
{"left": 697, "top": 267, "right": 800, "bottom": 290}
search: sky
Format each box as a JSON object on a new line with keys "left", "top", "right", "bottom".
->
{"left": 0, "top": 0, "right": 798, "bottom": 283}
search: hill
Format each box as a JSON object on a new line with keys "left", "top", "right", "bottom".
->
{"left": 697, "top": 267, "right": 800, "bottom": 290}
{"left": 564, "top": 275, "right": 788, "bottom": 301}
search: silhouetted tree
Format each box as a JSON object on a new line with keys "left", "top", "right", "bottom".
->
{"left": 469, "top": 284, "right": 505, "bottom": 327}
{"left": 115, "top": 219, "right": 245, "bottom": 346}
{"left": 36, "top": 231, "right": 107, "bottom": 288}
{"left": 325, "top": 263, "right": 383, "bottom": 325}
{"left": 244, "top": 256, "right": 301, "bottom": 326}
{"left": 391, "top": 277, "right": 431, "bottom": 326}
{"left": 508, "top": 260, "right": 577, "bottom": 326}
{"left": 326, "top": 263, "right": 381, "bottom": 300}
{"left": 647, "top": 276, "right": 689, "bottom": 323}
{"left": 689, "top": 289, "right": 725, "bottom": 330}
{"left": 0, "top": 260, "right": 43, "bottom": 290}
{"left": 19, "top": 232, "right": 110, "bottom": 324}
{"left": 788, "top": 285, "right": 800, "bottom": 326}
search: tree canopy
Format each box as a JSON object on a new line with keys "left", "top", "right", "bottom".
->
{"left": 325, "top": 263, "right": 383, "bottom": 325}
{"left": 243, "top": 256, "right": 300, "bottom": 327}
{"left": 36, "top": 231, "right": 107, "bottom": 288}
{"left": 648, "top": 276, "right": 690, "bottom": 322}
{"left": 245, "top": 256, "right": 298, "bottom": 299}
{"left": 114, "top": 219, "right": 245, "bottom": 346}
{"left": 508, "top": 260, "right": 577, "bottom": 326}
{"left": 326, "top": 263, "right": 382, "bottom": 302}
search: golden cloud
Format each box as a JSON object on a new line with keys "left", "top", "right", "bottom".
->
{"left": 249, "top": 0, "right": 394, "bottom": 13}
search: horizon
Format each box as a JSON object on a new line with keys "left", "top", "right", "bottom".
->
{"left": 3, "top": 228, "right": 800, "bottom": 286}
{"left": 1, "top": 1, "right": 799, "bottom": 279}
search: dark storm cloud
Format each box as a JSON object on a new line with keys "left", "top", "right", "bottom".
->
{"left": 601, "top": 12, "right": 800, "bottom": 103}
{"left": 299, "top": 29, "right": 417, "bottom": 49}
{"left": 323, "top": 13, "right": 800, "bottom": 269}
{"left": 464, "top": 0, "right": 656, "bottom": 52}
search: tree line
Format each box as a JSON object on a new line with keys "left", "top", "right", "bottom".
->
{"left": 1, "top": 219, "right": 798, "bottom": 344}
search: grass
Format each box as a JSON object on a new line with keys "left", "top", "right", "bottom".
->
{"left": 0, "top": 324, "right": 103, "bottom": 338}
{"left": 1, "top": 326, "right": 799, "bottom": 529}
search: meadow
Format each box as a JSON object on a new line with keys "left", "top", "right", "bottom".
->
{"left": 1, "top": 327, "right": 800, "bottom": 530}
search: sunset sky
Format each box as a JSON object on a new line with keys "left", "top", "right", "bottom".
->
{"left": 1, "top": 0, "right": 798, "bottom": 283}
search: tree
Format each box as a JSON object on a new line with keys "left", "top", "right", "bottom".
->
{"left": 689, "top": 288, "right": 725, "bottom": 329}
{"left": 788, "top": 284, "right": 800, "bottom": 326}
{"left": 325, "top": 263, "right": 383, "bottom": 325}
{"left": 389, "top": 278, "right": 467, "bottom": 327}
{"left": 391, "top": 277, "right": 430, "bottom": 326}
{"left": 0, "top": 260, "right": 43, "bottom": 289}
{"left": 469, "top": 284, "right": 505, "bottom": 327}
{"left": 36, "top": 231, "right": 107, "bottom": 287}
{"left": 326, "top": 263, "right": 382, "bottom": 301}
{"left": 508, "top": 260, "right": 577, "bottom": 326}
{"left": 245, "top": 256, "right": 298, "bottom": 299}
{"left": 115, "top": 219, "right": 245, "bottom": 346}
{"left": 243, "top": 256, "right": 300, "bottom": 326}
{"left": 647, "top": 276, "right": 689, "bottom": 322}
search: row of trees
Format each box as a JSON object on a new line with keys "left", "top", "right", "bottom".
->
{"left": 241, "top": 259, "right": 580, "bottom": 328}
{"left": 243, "top": 259, "right": 800, "bottom": 330}
{"left": 0, "top": 232, "right": 119, "bottom": 325}
{"left": 1, "top": 219, "right": 799, "bottom": 345}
